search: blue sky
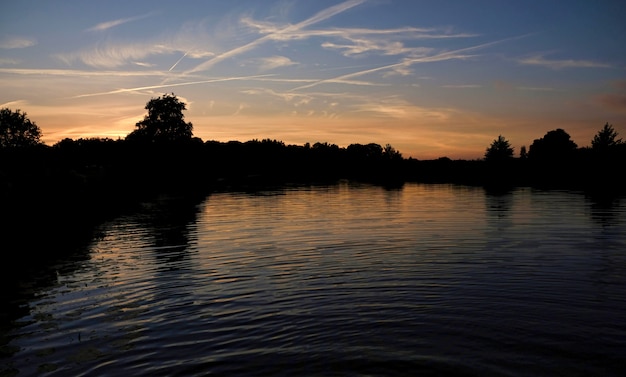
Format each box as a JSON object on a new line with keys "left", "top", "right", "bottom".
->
{"left": 1, "top": 0, "right": 625, "bottom": 159}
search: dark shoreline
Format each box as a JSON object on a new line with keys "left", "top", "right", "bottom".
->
{"left": 2, "top": 137, "right": 625, "bottom": 277}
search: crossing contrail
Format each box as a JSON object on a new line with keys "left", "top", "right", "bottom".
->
{"left": 168, "top": 51, "right": 189, "bottom": 72}
{"left": 72, "top": 74, "right": 275, "bottom": 98}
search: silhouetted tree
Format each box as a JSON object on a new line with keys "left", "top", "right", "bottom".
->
{"left": 484, "top": 135, "right": 514, "bottom": 162}
{"left": 347, "top": 143, "right": 383, "bottom": 160}
{"left": 519, "top": 145, "right": 527, "bottom": 159}
{"left": 0, "top": 108, "right": 42, "bottom": 148}
{"left": 126, "top": 93, "right": 193, "bottom": 143}
{"left": 592, "top": 123, "right": 622, "bottom": 151}
{"left": 383, "top": 144, "right": 402, "bottom": 160}
{"left": 528, "top": 128, "right": 577, "bottom": 162}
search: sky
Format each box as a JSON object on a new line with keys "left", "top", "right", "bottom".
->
{"left": 1, "top": 0, "right": 625, "bottom": 159}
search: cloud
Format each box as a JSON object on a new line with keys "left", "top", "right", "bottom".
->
{"left": 0, "top": 35, "right": 37, "bottom": 49}
{"left": 319, "top": 29, "right": 473, "bottom": 57}
{"left": 0, "top": 100, "right": 29, "bottom": 109}
{"left": 0, "top": 67, "right": 169, "bottom": 77}
{"left": 382, "top": 65, "right": 414, "bottom": 77}
{"left": 57, "top": 20, "right": 216, "bottom": 69}
{"left": 240, "top": 14, "right": 476, "bottom": 59}
{"left": 242, "top": 88, "right": 313, "bottom": 104}
{"left": 73, "top": 74, "right": 275, "bottom": 98}
{"left": 233, "top": 103, "right": 248, "bottom": 116}
{"left": 86, "top": 13, "right": 154, "bottom": 32}
{"left": 290, "top": 36, "right": 520, "bottom": 91}
{"left": 322, "top": 40, "right": 418, "bottom": 57}
{"left": 186, "top": 0, "right": 365, "bottom": 74}
{"left": 133, "top": 62, "right": 156, "bottom": 68}
{"left": 0, "top": 58, "right": 19, "bottom": 65}
{"left": 56, "top": 40, "right": 176, "bottom": 68}
{"left": 518, "top": 55, "right": 611, "bottom": 69}
{"left": 257, "top": 56, "right": 297, "bottom": 71}
{"left": 351, "top": 97, "right": 455, "bottom": 121}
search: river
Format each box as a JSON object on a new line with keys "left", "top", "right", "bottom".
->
{"left": 2, "top": 183, "right": 625, "bottom": 376}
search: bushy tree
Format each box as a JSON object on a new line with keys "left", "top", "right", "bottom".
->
{"left": 127, "top": 93, "right": 193, "bottom": 143}
{"left": 0, "top": 108, "right": 42, "bottom": 148}
{"left": 347, "top": 143, "right": 383, "bottom": 160}
{"left": 383, "top": 144, "right": 402, "bottom": 160}
{"left": 528, "top": 129, "right": 577, "bottom": 161}
{"left": 592, "top": 123, "right": 622, "bottom": 151}
{"left": 485, "top": 135, "right": 514, "bottom": 162}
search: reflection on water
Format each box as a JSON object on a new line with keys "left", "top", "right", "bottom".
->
{"left": 2, "top": 183, "right": 626, "bottom": 376}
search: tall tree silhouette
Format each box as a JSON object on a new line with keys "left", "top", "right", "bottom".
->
{"left": 484, "top": 135, "right": 514, "bottom": 162}
{"left": 0, "top": 108, "right": 42, "bottom": 148}
{"left": 127, "top": 93, "right": 193, "bottom": 143}
{"left": 592, "top": 123, "right": 622, "bottom": 151}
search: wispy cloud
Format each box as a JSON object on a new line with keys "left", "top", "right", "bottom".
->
{"left": 351, "top": 96, "right": 455, "bottom": 121}
{"left": 0, "top": 35, "right": 37, "bottom": 49}
{"left": 186, "top": 0, "right": 365, "bottom": 74}
{"left": 56, "top": 40, "right": 176, "bottom": 68}
{"left": 238, "top": 15, "right": 476, "bottom": 60}
{"left": 72, "top": 74, "right": 275, "bottom": 98}
{"left": 242, "top": 88, "right": 319, "bottom": 108}
{"left": 257, "top": 56, "right": 297, "bottom": 71}
{"left": 0, "top": 58, "right": 19, "bottom": 65}
{"left": 318, "top": 29, "right": 474, "bottom": 57}
{"left": 86, "top": 12, "right": 154, "bottom": 32}
{"left": 0, "top": 100, "right": 29, "bottom": 109}
{"left": 0, "top": 67, "right": 169, "bottom": 77}
{"left": 518, "top": 55, "right": 611, "bottom": 69}
{"left": 58, "top": 20, "right": 216, "bottom": 69}
{"left": 290, "top": 36, "right": 521, "bottom": 91}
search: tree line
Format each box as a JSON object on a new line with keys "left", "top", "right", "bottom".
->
{"left": 1, "top": 93, "right": 624, "bottom": 192}
{"left": 1, "top": 93, "right": 624, "bottom": 269}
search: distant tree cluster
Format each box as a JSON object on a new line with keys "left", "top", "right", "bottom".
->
{"left": 1, "top": 93, "right": 625, "bottom": 193}
{"left": 481, "top": 124, "right": 624, "bottom": 189}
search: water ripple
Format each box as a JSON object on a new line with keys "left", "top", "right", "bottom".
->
{"left": 4, "top": 184, "right": 626, "bottom": 376}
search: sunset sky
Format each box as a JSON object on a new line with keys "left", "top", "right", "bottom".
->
{"left": 2, "top": 0, "right": 625, "bottom": 159}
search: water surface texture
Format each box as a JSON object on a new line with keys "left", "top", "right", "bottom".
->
{"left": 4, "top": 183, "right": 626, "bottom": 376}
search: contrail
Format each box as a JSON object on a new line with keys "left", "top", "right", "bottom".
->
{"left": 168, "top": 52, "right": 189, "bottom": 72}
{"left": 185, "top": 0, "right": 365, "bottom": 74}
{"left": 289, "top": 34, "right": 530, "bottom": 91}
{"left": 72, "top": 74, "right": 275, "bottom": 98}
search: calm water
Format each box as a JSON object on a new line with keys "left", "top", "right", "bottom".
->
{"left": 2, "top": 183, "right": 626, "bottom": 376}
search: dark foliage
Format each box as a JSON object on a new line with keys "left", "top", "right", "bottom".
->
{"left": 528, "top": 128, "right": 578, "bottom": 162}
{"left": 126, "top": 93, "right": 193, "bottom": 144}
{"left": 0, "top": 108, "right": 42, "bottom": 148}
{"left": 592, "top": 123, "right": 622, "bottom": 152}
{"left": 485, "top": 135, "right": 514, "bottom": 162}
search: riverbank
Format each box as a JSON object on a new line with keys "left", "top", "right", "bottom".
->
{"left": 2, "top": 138, "right": 625, "bottom": 266}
